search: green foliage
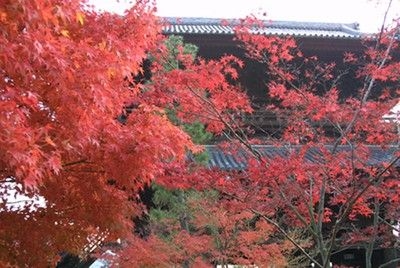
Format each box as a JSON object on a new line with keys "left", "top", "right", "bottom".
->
{"left": 183, "top": 121, "right": 213, "bottom": 145}
{"left": 166, "top": 108, "right": 212, "bottom": 144}
{"left": 148, "top": 184, "right": 189, "bottom": 242}
{"left": 147, "top": 35, "right": 217, "bottom": 259}
{"left": 162, "top": 35, "right": 198, "bottom": 71}
{"left": 160, "top": 36, "right": 213, "bottom": 164}
{"left": 184, "top": 121, "right": 212, "bottom": 164}
{"left": 165, "top": 108, "right": 212, "bottom": 164}
{"left": 151, "top": 184, "right": 187, "bottom": 218}
{"left": 149, "top": 184, "right": 220, "bottom": 236}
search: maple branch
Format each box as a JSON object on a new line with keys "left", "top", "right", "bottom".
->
{"left": 247, "top": 120, "right": 281, "bottom": 140}
{"left": 324, "top": 154, "right": 400, "bottom": 264}
{"left": 378, "top": 258, "right": 400, "bottom": 268}
{"left": 172, "top": 107, "right": 221, "bottom": 122}
{"left": 3, "top": 199, "right": 40, "bottom": 204}
{"left": 377, "top": 0, "right": 393, "bottom": 44}
{"left": 286, "top": 170, "right": 331, "bottom": 265}
{"left": 268, "top": 56, "right": 352, "bottom": 145}
{"left": 219, "top": 188, "right": 320, "bottom": 266}
{"left": 62, "top": 159, "right": 89, "bottom": 167}
{"left": 186, "top": 85, "right": 263, "bottom": 160}
{"left": 268, "top": 64, "right": 308, "bottom": 99}
{"left": 344, "top": 154, "right": 399, "bottom": 218}
{"left": 331, "top": 244, "right": 361, "bottom": 256}
{"left": 365, "top": 198, "right": 380, "bottom": 267}
{"left": 250, "top": 209, "right": 322, "bottom": 268}
{"left": 0, "top": 178, "right": 15, "bottom": 183}
{"left": 307, "top": 177, "right": 318, "bottom": 231}
{"left": 277, "top": 184, "right": 319, "bottom": 239}
{"left": 378, "top": 216, "right": 400, "bottom": 234}
{"left": 316, "top": 174, "right": 328, "bottom": 262}
{"left": 63, "top": 169, "right": 106, "bottom": 174}
{"left": 332, "top": 26, "right": 399, "bottom": 152}
{"left": 160, "top": 54, "right": 253, "bottom": 150}
{"left": 227, "top": 112, "right": 253, "bottom": 143}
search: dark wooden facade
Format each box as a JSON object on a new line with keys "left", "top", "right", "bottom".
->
{"left": 163, "top": 17, "right": 366, "bottom": 137}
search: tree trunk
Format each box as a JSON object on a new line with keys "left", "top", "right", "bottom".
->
{"left": 365, "top": 197, "right": 380, "bottom": 268}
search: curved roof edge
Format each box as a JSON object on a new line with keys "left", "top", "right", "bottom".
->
{"left": 202, "top": 144, "right": 399, "bottom": 170}
{"left": 161, "top": 17, "right": 362, "bottom": 39}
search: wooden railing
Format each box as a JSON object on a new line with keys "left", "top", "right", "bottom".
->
{"left": 242, "top": 109, "right": 283, "bottom": 136}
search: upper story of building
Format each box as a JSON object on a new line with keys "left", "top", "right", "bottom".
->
{"left": 162, "top": 17, "right": 362, "bottom": 56}
{"left": 161, "top": 17, "right": 367, "bottom": 135}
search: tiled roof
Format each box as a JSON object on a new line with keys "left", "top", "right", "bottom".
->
{"left": 162, "top": 17, "right": 361, "bottom": 39}
{"left": 204, "top": 145, "right": 399, "bottom": 170}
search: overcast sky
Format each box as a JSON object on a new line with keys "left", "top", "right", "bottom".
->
{"left": 91, "top": 0, "right": 400, "bottom": 33}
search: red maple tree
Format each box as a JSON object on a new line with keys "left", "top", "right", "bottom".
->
{"left": 0, "top": 1, "right": 250, "bottom": 266}
{"left": 189, "top": 15, "right": 400, "bottom": 268}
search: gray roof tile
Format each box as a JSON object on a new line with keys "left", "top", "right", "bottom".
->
{"left": 162, "top": 17, "right": 361, "bottom": 39}
{"left": 204, "top": 145, "right": 399, "bottom": 170}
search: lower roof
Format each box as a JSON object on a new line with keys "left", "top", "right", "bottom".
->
{"left": 202, "top": 145, "right": 399, "bottom": 170}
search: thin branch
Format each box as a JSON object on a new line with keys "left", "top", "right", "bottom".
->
{"left": 219, "top": 189, "right": 320, "bottom": 266}
{"left": 316, "top": 174, "right": 327, "bottom": 261}
{"left": 377, "top": 0, "right": 394, "bottom": 44}
{"left": 324, "top": 155, "right": 400, "bottom": 264}
{"left": 365, "top": 198, "right": 380, "bottom": 267}
{"left": 378, "top": 257, "right": 400, "bottom": 268}
{"left": 2, "top": 199, "right": 40, "bottom": 205}
{"left": 332, "top": 26, "right": 399, "bottom": 152}
{"left": 250, "top": 208, "right": 323, "bottom": 268}
{"left": 378, "top": 216, "right": 400, "bottom": 234}
{"left": 63, "top": 168, "right": 105, "bottom": 174}
{"left": 0, "top": 178, "right": 15, "bottom": 183}
{"left": 62, "top": 159, "right": 88, "bottom": 167}
{"left": 278, "top": 183, "right": 320, "bottom": 239}
{"left": 186, "top": 85, "right": 263, "bottom": 160}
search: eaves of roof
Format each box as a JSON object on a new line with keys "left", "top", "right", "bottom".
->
{"left": 203, "top": 145, "right": 399, "bottom": 170}
{"left": 162, "top": 17, "right": 362, "bottom": 39}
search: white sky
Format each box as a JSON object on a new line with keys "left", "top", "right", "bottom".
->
{"left": 91, "top": 0, "right": 400, "bottom": 33}
{"left": 0, "top": 181, "right": 46, "bottom": 212}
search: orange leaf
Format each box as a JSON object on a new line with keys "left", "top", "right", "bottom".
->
{"left": 60, "top": 29, "right": 70, "bottom": 38}
{"left": 76, "top": 11, "right": 85, "bottom": 25}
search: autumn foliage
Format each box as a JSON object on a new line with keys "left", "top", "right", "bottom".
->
{"left": 1, "top": 0, "right": 400, "bottom": 267}
{"left": 203, "top": 17, "right": 400, "bottom": 268}
{"left": 0, "top": 0, "right": 252, "bottom": 266}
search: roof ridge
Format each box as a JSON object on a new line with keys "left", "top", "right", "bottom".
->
{"left": 162, "top": 17, "right": 362, "bottom": 38}
{"left": 162, "top": 17, "right": 360, "bottom": 31}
